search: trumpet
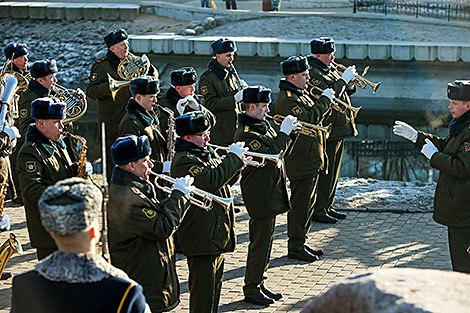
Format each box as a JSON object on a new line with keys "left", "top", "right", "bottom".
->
{"left": 150, "top": 171, "right": 233, "bottom": 211}
{"left": 268, "top": 114, "right": 331, "bottom": 139}
{"left": 331, "top": 61, "right": 381, "bottom": 93}
{"left": 208, "top": 143, "right": 283, "bottom": 168}
{"left": 308, "top": 85, "right": 361, "bottom": 118}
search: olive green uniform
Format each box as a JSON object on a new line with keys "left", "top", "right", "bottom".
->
{"left": 198, "top": 58, "right": 242, "bottom": 146}
{"left": 414, "top": 111, "right": 470, "bottom": 273}
{"left": 108, "top": 166, "right": 190, "bottom": 312}
{"left": 275, "top": 79, "right": 331, "bottom": 252}
{"left": 118, "top": 98, "right": 167, "bottom": 173}
{"left": 17, "top": 125, "right": 77, "bottom": 259}
{"left": 171, "top": 138, "right": 243, "bottom": 313}
{"left": 234, "top": 113, "right": 291, "bottom": 296}
{"left": 0, "top": 132, "right": 15, "bottom": 200}
{"left": 308, "top": 56, "right": 358, "bottom": 218}
{"left": 86, "top": 51, "right": 158, "bottom": 180}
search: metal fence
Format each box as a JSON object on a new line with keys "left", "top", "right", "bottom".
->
{"left": 353, "top": 0, "right": 470, "bottom": 21}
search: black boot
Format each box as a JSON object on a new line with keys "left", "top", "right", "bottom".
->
{"left": 261, "top": 285, "right": 282, "bottom": 301}
{"left": 244, "top": 290, "right": 274, "bottom": 306}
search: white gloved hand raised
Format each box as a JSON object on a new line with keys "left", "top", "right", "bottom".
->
{"left": 3, "top": 126, "right": 20, "bottom": 139}
{"left": 173, "top": 175, "right": 195, "bottom": 195}
{"left": 184, "top": 95, "right": 200, "bottom": 110}
{"left": 234, "top": 90, "right": 244, "bottom": 103}
{"left": 162, "top": 161, "right": 172, "bottom": 173}
{"left": 421, "top": 139, "right": 438, "bottom": 160}
{"left": 393, "top": 120, "right": 418, "bottom": 143}
{"left": 227, "top": 141, "right": 248, "bottom": 159}
{"left": 280, "top": 115, "right": 299, "bottom": 136}
{"left": 341, "top": 65, "right": 357, "bottom": 84}
{"left": 321, "top": 88, "right": 335, "bottom": 101}
{"left": 85, "top": 161, "right": 93, "bottom": 177}
{"left": 176, "top": 98, "right": 188, "bottom": 116}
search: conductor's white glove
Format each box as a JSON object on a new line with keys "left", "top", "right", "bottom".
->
{"left": 3, "top": 126, "right": 20, "bottom": 139}
{"left": 421, "top": 139, "right": 438, "bottom": 160}
{"left": 173, "top": 175, "right": 195, "bottom": 195}
{"left": 185, "top": 95, "right": 200, "bottom": 110}
{"left": 280, "top": 115, "right": 299, "bottom": 136}
{"left": 234, "top": 90, "right": 244, "bottom": 103}
{"left": 162, "top": 161, "right": 172, "bottom": 173}
{"left": 227, "top": 141, "right": 248, "bottom": 159}
{"left": 393, "top": 120, "right": 418, "bottom": 143}
{"left": 85, "top": 162, "right": 93, "bottom": 177}
{"left": 321, "top": 88, "right": 335, "bottom": 101}
{"left": 341, "top": 65, "right": 357, "bottom": 84}
{"left": 176, "top": 96, "right": 199, "bottom": 116}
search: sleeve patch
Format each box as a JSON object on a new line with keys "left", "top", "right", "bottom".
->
{"left": 200, "top": 86, "right": 208, "bottom": 95}
{"left": 25, "top": 161, "right": 37, "bottom": 173}
{"left": 462, "top": 142, "right": 470, "bottom": 153}
{"left": 20, "top": 109, "right": 27, "bottom": 119}
{"left": 189, "top": 165, "right": 203, "bottom": 176}
{"left": 142, "top": 208, "right": 157, "bottom": 219}
{"left": 249, "top": 139, "right": 261, "bottom": 151}
{"left": 90, "top": 73, "right": 98, "bottom": 81}
{"left": 292, "top": 106, "right": 303, "bottom": 115}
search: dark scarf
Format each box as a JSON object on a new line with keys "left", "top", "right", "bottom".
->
{"left": 28, "top": 79, "right": 51, "bottom": 97}
{"left": 25, "top": 124, "right": 66, "bottom": 157}
{"left": 126, "top": 98, "right": 159, "bottom": 127}
{"left": 207, "top": 57, "right": 234, "bottom": 80}
{"left": 175, "top": 137, "right": 216, "bottom": 162}
{"left": 237, "top": 113, "right": 269, "bottom": 135}
{"left": 279, "top": 79, "right": 305, "bottom": 97}
{"left": 449, "top": 110, "right": 470, "bottom": 137}
{"left": 165, "top": 86, "right": 183, "bottom": 108}
{"left": 11, "top": 63, "right": 29, "bottom": 76}
{"left": 111, "top": 166, "right": 157, "bottom": 200}
{"left": 307, "top": 55, "right": 331, "bottom": 74}
{"left": 106, "top": 50, "right": 121, "bottom": 69}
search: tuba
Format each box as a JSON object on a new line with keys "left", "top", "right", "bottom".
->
{"left": 331, "top": 61, "right": 381, "bottom": 93}
{"left": 108, "top": 53, "right": 151, "bottom": 100}
{"left": 0, "top": 233, "right": 23, "bottom": 279}
{"left": 0, "top": 59, "right": 31, "bottom": 96}
{"left": 268, "top": 114, "right": 332, "bottom": 139}
{"left": 0, "top": 171, "right": 10, "bottom": 232}
{"left": 208, "top": 143, "right": 283, "bottom": 168}
{"left": 51, "top": 84, "right": 87, "bottom": 125}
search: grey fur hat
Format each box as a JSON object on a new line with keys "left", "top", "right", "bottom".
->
{"left": 39, "top": 178, "right": 103, "bottom": 236}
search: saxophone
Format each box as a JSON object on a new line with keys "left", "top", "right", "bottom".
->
{"left": 157, "top": 106, "right": 175, "bottom": 161}
{"left": 0, "top": 233, "right": 23, "bottom": 278}
{"left": 63, "top": 132, "right": 88, "bottom": 178}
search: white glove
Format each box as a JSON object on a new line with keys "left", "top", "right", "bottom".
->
{"left": 421, "top": 139, "right": 438, "bottom": 160}
{"left": 280, "top": 115, "right": 299, "bottom": 135}
{"left": 176, "top": 98, "right": 188, "bottom": 116}
{"left": 341, "top": 65, "right": 357, "bottom": 84}
{"left": 227, "top": 141, "right": 248, "bottom": 159}
{"left": 3, "top": 126, "right": 20, "bottom": 139}
{"left": 0, "top": 214, "right": 10, "bottom": 231}
{"left": 234, "top": 90, "right": 244, "bottom": 103}
{"left": 393, "top": 121, "right": 418, "bottom": 143}
{"left": 85, "top": 161, "right": 93, "bottom": 177}
{"left": 173, "top": 175, "right": 195, "bottom": 195}
{"left": 162, "top": 161, "right": 172, "bottom": 173}
{"left": 11, "top": 138, "right": 17, "bottom": 149}
{"left": 321, "top": 88, "right": 335, "bottom": 101}
{"left": 239, "top": 79, "right": 249, "bottom": 89}
{"left": 185, "top": 95, "right": 200, "bottom": 110}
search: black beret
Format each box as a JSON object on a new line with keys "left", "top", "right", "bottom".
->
{"left": 104, "top": 29, "right": 129, "bottom": 48}
{"left": 4, "top": 43, "right": 28, "bottom": 60}
{"left": 31, "top": 97, "right": 66, "bottom": 120}
{"left": 310, "top": 37, "right": 336, "bottom": 54}
{"left": 447, "top": 80, "right": 470, "bottom": 101}
{"left": 211, "top": 38, "right": 237, "bottom": 55}
{"left": 171, "top": 67, "right": 197, "bottom": 86}
{"left": 281, "top": 56, "right": 310, "bottom": 75}
{"left": 111, "top": 135, "right": 152, "bottom": 166}
{"left": 130, "top": 76, "right": 160, "bottom": 95}
{"left": 243, "top": 85, "right": 272, "bottom": 104}
{"left": 30, "top": 59, "right": 58, "bottom": 79}
{"left": 175, "top": 111, "right": 211, "bottom": 137}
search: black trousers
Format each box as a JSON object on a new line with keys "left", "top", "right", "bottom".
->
{"left": 288, "top": 176, "right": 319, "bottom": 252}
{"left": 447, "top": 226, "right": 470, "bottom": 273}
{"left": 243, "top": 217, "right": 276, "bottom": 296}
{"left": 187, "top": 254, "right": 225, "bottom": 313}
{"left": 225, "top": 0, "right": 237, "bottom": 9}
{"left": 314, "top": 139, "right": 345, "bottom": 217}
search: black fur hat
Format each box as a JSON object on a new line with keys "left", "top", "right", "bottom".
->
{"left": 171, "top": 67, "right": 197, "bottom": 86}
{"left": 4, "top": 43, "right": 28, "bottom": 60}
{"left": 104, "top": 29, "right": 128, "bottom": 48}
{"left": 211, "top": 38, "right": 237, "bottom": 55}
{"left": 310, "top": 37, "right": 336, "bottom": 54}
{"left": 281, "top": 56, "right": 310, "bottom": 75}
{"left": 111, "top": 135, "right": 152, "bottom": 166}
{"left": 175, "top": 111, "right": 211, "bottom": 137}
{"left": 30, "top": 59, "right": 58, "bottom": 79}
{"left": 243, "top": 85, "right": 272, "bottom": 104}
{"left": 31, "top": 97, "right": 66, "bottom": 120}
{"left": 130, "top": 76, "right": 160, "bottom": 95}
{"left": 447, "top": 80, "right": 470, "bottom": 101}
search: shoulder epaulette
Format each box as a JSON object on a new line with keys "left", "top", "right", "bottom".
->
{"left": 96, "top": 57, "right": 107, "bottom": 63}
{"left": 286, "top": 90, "right": 292, "bottom": 98}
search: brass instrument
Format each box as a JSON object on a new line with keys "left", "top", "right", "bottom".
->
{"left": 308, "top": 85, "right": 361, "bottom": 118}
{"left": 0, "top": 59, "right": 31, "bottom": 96}
{"left": 0, "top": 233, "right": 23, "bottom": 279}
{"left": 208, "top": 143, "right": 283, "bottom": 168}
{"left": 0, "top": 171, "right": 10, "bottom": 232}
{"left": 157, "top": 105, "right": 175, "bottom": 161}
{"left": 117, "top": 53, "right": 150, "bottom": 81}
{"left": 150, "top": 171, "right": 233, "bottom": 211}
{"left": 108, "top": 74, "right": 130, "bottom": 100}
{"left": 51, "top": 84, "right": 87, "bottom": 125}
{"left": 63, "top": 132, "right": 88, "bottom": 178}
{"left": 331, "top": 61, "right": 381, "bottom": 93}
{"left": 269, "top": 114, "right": 331, "bottom": 139}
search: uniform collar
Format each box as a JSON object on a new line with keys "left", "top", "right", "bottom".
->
{"left": 105, "top": 50, "right": 121, "bottom": 69}
{"left": 279, "top": 79, "right": 305, "bottom": 97}
{"left": 449, "top": 110, "right": 470, "bottom": 137}
{"left": 307, "top": 55, "right": 331, "bottom": 74}
{"left": 28, "top": 79, "right": 51, "bottom": 97}
{"left": 238, "top": 112, "right": 269, "bottom": 135}
{"left": 25, "top": 124, "right": 66, "bottom": 157}
{"left": 208, "top": 57, "right": 232, "bottom": 80}
{"left": 165, "top": 86, "right": 182, "bottom": 107}
{"left": 126, "top": 98, "right": 159, "bottom": 127}
{"left": 175, "top": 137, "right": 216, "bottom": 162}
{"left": 111, "top": 166, "right": 157, "bottom": 200}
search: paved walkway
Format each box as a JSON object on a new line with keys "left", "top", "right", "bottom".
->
{"left": 0, "top": 200, "right": 451, "bottom": 312}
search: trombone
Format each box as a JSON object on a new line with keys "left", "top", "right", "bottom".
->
{"left": 331, "top": 61, "right": 381, "bottom": 93}
{"left": 208, "top": 143, "right": 283, "bottom": 168}
{"left": 268, "top": 114, "right": 331, "bottom": 139}
{"left": 150, "top": 171, "right": 233, "bottom": 211}
{"left": 308, "top": 85, "right": 361, "bottom": 118}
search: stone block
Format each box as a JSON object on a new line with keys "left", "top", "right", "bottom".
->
{"left": 345, "top": 43, "right": 368, "bottom": 60}
{"left": 279, "top": 40, "right": 302, "bottom": 57}
{"left": 151, "top": 36, "right": 175, "bottom": 54}
{"left": 47, "top": 3, "right": 66, "bottom": 20}
{"left": 236, "top": 39, "right": 258, "bottom": 57}
{"left": 391, "top": 44, "right": 413, "bottom": 61}
{"left": 192, "top": 38, "right": 215, "bottom": 55}
{"left": 83, "top": 4, "right": 102, "bottom": 21}
{"left": 64, "top": 3, "right": 84, "bottom": 20}
{"left": 0, "top": 3, "right": 12, "bottom": 18}
{"left": 119, "top": 4, "right": 139, "bottom": 20}
{"left": 11, "top": 2, "right": 30, "bottom": 19}
{"left": 335, "top": 43, "right": 345, "bottom": 59}
{"left": 437, "top": 45, "right": 461, "bottom": 62}
{"left": 257, "top": 39, "right": 279, "bottom": 57}
{"left": 461, "top": 46, "right": 470, "bottom": 62}
{"left": 129, "top": 36, "right": 153, "bottom": 54}
{"left": 366, "top": 124, "right": 389, "bottom": 140}
{"left": 368, "top": 44, "right": 391, "bottom": 60}
{"left": 173, "top": 38, "right": 194, "bottom": 55}
{"left": 414, "top": 45, "right": 437, "bottom": 61}
{"left": 29, "top": 3, "right": 52, "bottom": 19}
{"left": 355, "top": 124, "right": 368, "bottom": 140}
{"left": 101, "top": 4, "right": 120, "bottom": 20}
{"left": 300, "top": 42, "right": 311, "bottom": 56}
